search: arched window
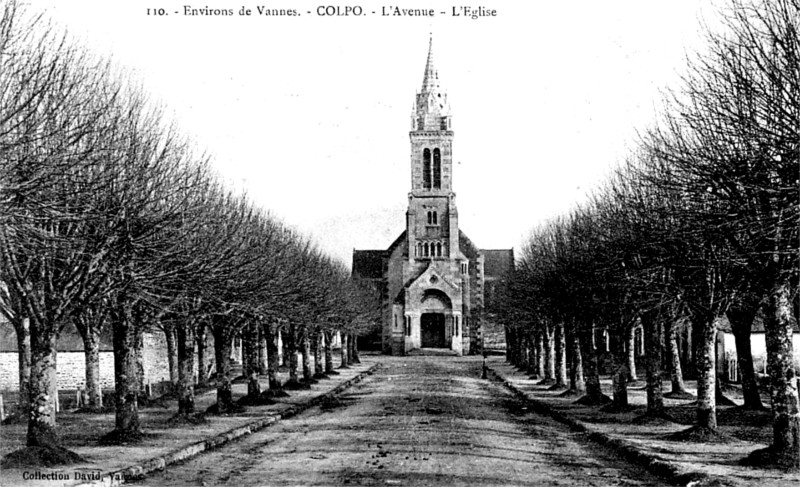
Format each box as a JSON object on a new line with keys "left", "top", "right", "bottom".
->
{"left": 423, "top": 149, "right": 432, "bottom": 189}
{"left": 432, "top": 211, "right": 438, "bottom": 225}
{"left": 427, "top": 211, "right": 432, "bottom": 225}
{"left": 433, "top": 148, "right": 441, "bottom": 189}
{"left": 423, "top": 242, "right": 429, "bottom": 257}
{"left": 436, "top": 242, "right": 442, "bottom": 257}
{"left": 416, "top": 242, "right": 422, "bottom": 257}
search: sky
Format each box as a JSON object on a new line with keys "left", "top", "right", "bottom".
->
{"left": 26, "top": 0, "right": 714, "bottom": 266}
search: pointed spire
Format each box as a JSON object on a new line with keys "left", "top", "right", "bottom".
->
{"left": 412, "top": 34, "right": 450, "bottom": 131}
{"left": 421, "top": 34, "right": 438, "bottom": 94}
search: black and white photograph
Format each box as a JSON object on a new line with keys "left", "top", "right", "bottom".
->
{"left": 0, "top": 1, "right": 798, "bottom": 485}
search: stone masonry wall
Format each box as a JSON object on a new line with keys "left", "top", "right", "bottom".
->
{"left": 0, "top": 331, "right": 171, "bottom": 392}
{"left": 143, "top": 330, "right": 171, "bottom": 384}
{"left": 0, "top": 351, "right": 115, "bottom": 391}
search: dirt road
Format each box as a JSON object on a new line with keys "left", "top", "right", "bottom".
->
{"left": 134, "top": 355, "right": 663, "bottom": 486}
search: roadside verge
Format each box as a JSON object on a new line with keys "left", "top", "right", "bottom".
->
{"left": 71, "top": 362, "right": 380, "bottom": 487}
{"left": 487, "top": 362, "right": 742, "bottom": 487}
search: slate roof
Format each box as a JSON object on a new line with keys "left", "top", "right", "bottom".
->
{"left": 482, "top": 249, "right": 515, "bottom": 280}
{"left": 0, "top": 319, "right": 114, "bottom": 353}
{"left": 458, "top": 230, "right": 481, "bottom": 259}
{"left": 716, "top": 313, "right": 799, "bottom": 334}
{"left": 352, "top": 231, "right": 515, "bottom": 285}
{"left": 386, "top": 230, "right": 408, "bottom": 257}
{"left": 352, "top": 231, "right": 410, "bottom": 280}
{"left": 352, "top": 250, "right": 386, "bottom": 280}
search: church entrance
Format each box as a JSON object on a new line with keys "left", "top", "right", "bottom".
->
{"left": 421, "top": 313, "right": 446, "bottom": 348}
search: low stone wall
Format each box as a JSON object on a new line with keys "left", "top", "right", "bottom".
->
{"left": 0, "top": 331, "right": 171, "bottom": 392}
{"left": 0, "top": 351, "right": 115, "bottom": 391}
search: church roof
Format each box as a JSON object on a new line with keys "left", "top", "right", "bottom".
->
{"left": 458, "top": 230, "right": 481, "bottom": 259}
{"left": 482, "top": 249, "right": 515, "bottom": 280}
{"left": 352, "top": 250, "right": 386, "bottom": 280}
{"left": 352, "top": 231, "right": 409, "bottom": 279}
{"left": 386, "top": 230, "right": 408, "bottom": 256}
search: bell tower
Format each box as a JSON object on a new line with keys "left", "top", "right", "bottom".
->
{"left": 406, "top": 37, "right": 460, "bottom": 262}
{"left": 352, "top": 36, "right": 514, "bottom": 357}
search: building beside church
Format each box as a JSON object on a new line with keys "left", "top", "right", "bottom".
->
{"left": 353, "top": 39, "right": 513, "bottom": 356}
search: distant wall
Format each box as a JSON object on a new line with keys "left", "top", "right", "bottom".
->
{"left": 723, "top": 332, "right": 800, "bottom": 375}
{"left": 0, "top": 331, "right": 170, "bottom": 391}
{"left": 0, "top": 351, "right": 115, "bottom": 391}
{"left": 142, "top": 330, "right": 171, "bottom": 384}
{"left": 482, "top": 318, "right": 506, "bottom": 352}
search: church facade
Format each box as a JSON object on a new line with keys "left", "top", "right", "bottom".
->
{"left": 353, "top": 40, "right": 513, "bottom": 356}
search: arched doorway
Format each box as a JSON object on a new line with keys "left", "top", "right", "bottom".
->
{"left": 420, "top": 289, "right": 451, "bottom": 348}
{"left": 421, "top": 313, "right": 446, "bottom": 347}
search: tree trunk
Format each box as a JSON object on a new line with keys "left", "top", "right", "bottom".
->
{"left": 242, "top": 325, "right": 254, "bottom": 377}
{"left": 514, "top": 328, "right": 524, "bottom": 367}
{"left": 301, "top": 329, "right": 312, "bottom": 381}
{"left": 728, "top": 300, "right": 764, "bottom": 410}
{"left": 164, "top": 323, "right": 179, "bottom": 384}
{"left": 578, "top": 325, "right": 607, "bottom": 405}
{"left": 13, "top": 317, "right": 32, "bottom": 415}
{"left": 665, "top": 319, "right": 691, "bottom": 397}
{"left": 281, "top": 329, "right": 290, "bottom": 367}
{"left": 626, "top": 325, "right": 638, "bottom": 381}
{"left": 535, "top": 328, "right": 546, "bottom": 379}
{"left": 134, "top": 326, "right": 145, "bottom": 399}
{"left": 176, "top": 323, "right": 196, "bottom": 416}
{"left": 542, "top": 325, "right": 555, "bottom": 383}
{"left": 762, "top": 279, "right": 800, "bottom": 469}
{"left": 517, "top": 329, "right": 529, "bottom": 370}
{"left": 212, "top": 326, "right": 234, "bottom": 412}
{"left": 313, "top": 331, "right": 324, "bottom": 377}
{"left": 258, "top": 326, "right": 269, "bottom": 375}
{"left": 554, "top": 322, "right": 568, "bottom": 388}
{"left": 26, "top": 323, "right": 59, "bottom": 448}
{"left": 569, "top": 325, "right": 585, "bottom": 393}
{"left": 516, "top": 329, "right": 526, "bottom": 367}
{"left": 610, "top": 329, "right": 629, "bottom": 408}
{"left": 682, "top": 324, "right": 694, "bottom": 379}
{"left": 72, "top": 309, "right": 106, "bottom": 412}
{"left": 287, "top": 323, "right": 299, "bottom": 383}
{"left": 642, "top": 312, "right": 665, "bottom": 416}
{"left": 340, "top": 333, "right": 350, "bottom": 368}
{"left": 324, "top": 330, "right": 336, "bottom": 374}
{"left": 243, "top": 321, "right": 261, "bottom": 399}
{"left": 693, "top": 310, "right": 718, "bottom": 431}
{"left": 504, "top": 326, "right": 513, "bottom": 363}
{"left": 110, "top": 304, "right": 140, "bottom": 440}
{"left": 525, "top": 333, "right": 537, "bottom": 376}
{"left": 82, "top": 324, "right": 102, "bottom": 410}
{"left": 350, "top": 333, "right": 361, "bottom": 364}
{"left": 265, "top": 323, "right": 281, "bottom": 390}
{"left": 195, "top": 323, "right": 208, "bottom": 388}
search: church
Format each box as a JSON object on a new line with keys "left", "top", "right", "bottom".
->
{"left": 353, "top": 39, "right": 513, "bottom": 356}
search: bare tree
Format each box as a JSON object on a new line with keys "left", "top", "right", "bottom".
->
{"left": 648, "top": 0, "right": 798, "bottom": 466}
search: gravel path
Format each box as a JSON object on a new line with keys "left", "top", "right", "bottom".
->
{"left": 134, "top": 355, "right": 664, "bottom": 486}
